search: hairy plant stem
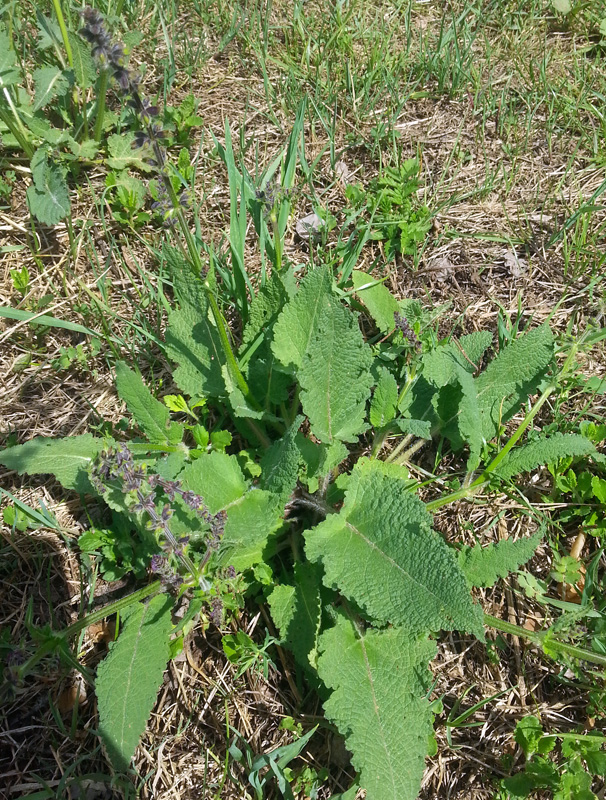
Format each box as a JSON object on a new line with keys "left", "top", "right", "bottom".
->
{"left": 93, "top": 70, "right": 109, "bottom": 142}
{"left": 484, "top": 613, "right": 606, "bottom": 668}
{"left": 51, "top": 0, "right": 73, "bottom": 68}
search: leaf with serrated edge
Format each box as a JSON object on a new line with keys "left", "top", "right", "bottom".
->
{"left": 268, "top": 561, "right": 323, "bottom": 670}
{"left": 495, "top": 433, "right": 595, "bottom": 481}
{"left": 370, "top": 367, "right": 398, "bottom": 428}
{"left": 218, "top": 489, "right": 283, "bottom": 570}
{"left": 0, "top": 434, "right": 112, "bottom": 494}
{"left": 164, "top": 248, "right": 225, "bottom": 398}
{"left": 115, "top": 362, "right": 183, "bottom": 445}
{"left": 475, "top": 324, "right": 554, "bottom": 441}
{"left": 260, "top": 416, "right": 303, "bottom": 504}
{"left": 96, "top": 595, "right": 173, "bottom": 771}
{"left": 306, "top": 459, "right": 484, "bottom": 637}
{"left": 27, "top": 157, "right": 70, "bottom": 225}
{"left": 0, "top": 32, "right": 20, "bottom": 87}
{"left": 33, "top": 66, "right": 70, "bottom": 110}
{"left": 458, "top": 533, "right": 542, "bottom": 588}
{"left": 352, "top": 270, "right": 398, "bottom": 334}
{"left": 179, "top": 451, "right": 247, "bottom": 513}
{"left": 106, "top": 132, "right": 153, "bottom": 172}
{"left": 272, "top": 265, "right": 333, "bottom": 371}
{"left": 300, "top": 300, "right": 373, "bottom": 443}
{"left": 318, "top": 616, "right": 436, "bottom": 800}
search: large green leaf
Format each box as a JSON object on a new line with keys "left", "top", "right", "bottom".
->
{"left": 495, "top": 433, "right": 595, "bottom": 481}
{"left": 475, "top": 324, "right": 554, "bottom": 440}
{"left": 27, "top": 151, "right": 70, "bottom": 225}
{"left": 306, "top": 459, "right": 484, "bottom": 636}
{"left": 422, "top": 343, "right": 483, "bottom": 470}
{"left": 115, "top": 362, "right": 183, "bottom": 446}
{"left": 0, "top": 434, "right": 111, "bottom": 494}
{"left": 370, "top": 367, "right": 398, "bottom": 428}
{"left": 271, "top": 265, "right": 333, "bottom": 371}
{"left": 164, "top": 248, "right": 225, "bottom": 398}
{"left": 96, "top": 595, "right": 173, "bottom": 771}
{"left": 68, "top": 30, "right": 95, "bottom": 89}
{"left": 318, "top": 616, "right": 436, "bottom": 800}
{"left": 352, "top": 270, "right": 398, "bottom": 334}
{"left": 218, "top": 488, "right": 284, "bottom": 570}
{"left": 458, "top": 533, "right": 543, "bottom": 588}
{"left": 259, "top": 416, "right": 303, "bottom": 504}
{"left": 268, "top": 561, "right": 323, "bottom": 671}
{"left": 179, "top": 451, "right": 282, "bottom": 569}
{"left": 0, "top": 32, "right": 20, "bottom": 88}
{"left": 106, "top": 132, "right": 153, "bottom": 172}
{"left": 32, "top": 65, "right": 70, "bottom": 111}
{"left": 299, "top": 300, "right": 373, "bottom": 444}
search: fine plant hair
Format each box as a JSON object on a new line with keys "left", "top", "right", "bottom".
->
{"left": 3, "top": 9, "right": 606, "bottom": 799}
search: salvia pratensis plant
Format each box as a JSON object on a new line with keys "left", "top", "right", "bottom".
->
{"left": 3, "top": 8, "right": 606, "bottom": 799}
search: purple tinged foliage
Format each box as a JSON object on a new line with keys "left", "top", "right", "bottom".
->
{"left": 80, "top": 7, "right": 191, "bottom": 227}
{"left": 394, "top": 312, "right": 421, "bottom": 352}
{"left": 90, "top": 445, "right": 225, "bottom": 591}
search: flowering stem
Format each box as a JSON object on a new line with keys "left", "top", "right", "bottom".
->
{"left": 51, "top": 0, "right": 73, "bottom": 68}
{"left": 93, "top": 70, "right": 109, "bottom": 142}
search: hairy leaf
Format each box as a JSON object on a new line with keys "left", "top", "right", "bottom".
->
{"left": 242, "top": 270, "right": 291, "bottom": 347}
{"left": 458, "top": 331, "right": 493, "bottom": 369}
{"left": 352, "top": 270, "right": 398, "bottom": 333}
{"left": 495, "top": 433, "right": 595, "bottom": 480}
{"left": 115, "top": 363, "right": 183, "bottom": 446}
{"left": 106, "top": 132, "right": 153, "bottom": 172}
{"left": 393, "top": 418, "right": 432, "bottom": 438}
{"left": 260, "top": 416, "right": 303, "bottom": 504}
{"left": 300, "top": 300, "right": 373, "bottom": 443}
{"left": 96, "top": 595, "right": 173, "bottom": 771}
{"left": 475, "top": 324, "right": 554, "bottom": 440}
{"left": 0, "top": 32, "right": 20, "bottom": 87}
{"left": 458, "top": 533, "right": 542, "bottom": 588}
{"left": 164, "top": 248, "right": 225, "bottom": 398}
{"left": 218, "top": 489, "right": 284, "bottom": 570}
{"left": 33, "top": 66, "right": 70, "bottom": 110}
{"left": 0, "top": 434, "right": 111, "bottom": 494}
{"left": 179, "top": 452, "right": 282, "bottom": 569}
{"left": 68, "top": 31, "right": 95, "bottom": 89}
{"left": 272, "top": 265, "right": 333, "bottom": 371}
{"left": 370, "top": 367, "right": 398, "bottom": 428}
{"left": 179, "top": 451, "right": 247, "bottom": 513}
{"left": 268, "top": 561, "right": 323, "bottom": 670}
{"left": 306, "top": 460, "right": 484, "bottom": 636}
{"left": 27, "top": 151, "right": 70, "bottom": 225}
{"left": 423, "top": 345, "right": 482, "bottom": 469}
{"left": 318, "top": 616, "right": 436, "bottom": 800}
